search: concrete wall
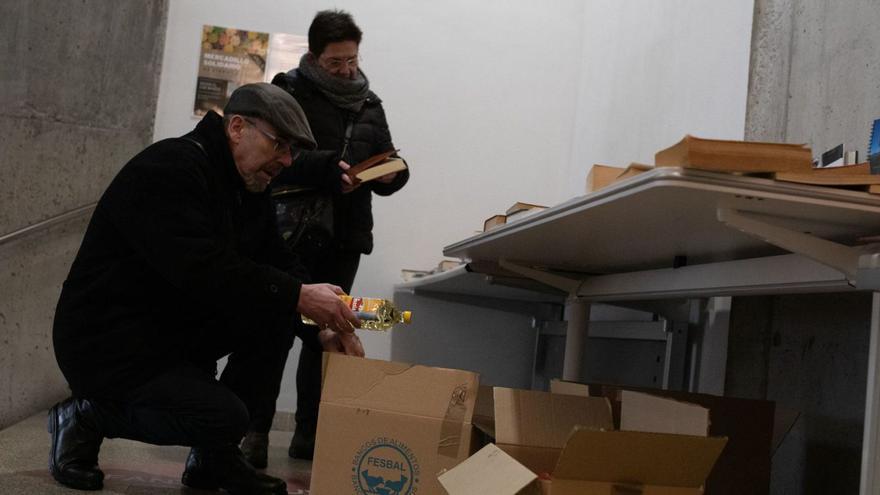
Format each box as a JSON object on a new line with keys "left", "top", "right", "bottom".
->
{"left": 747, "top": 0, "right": 880, "bottom": 152}
{"left": 727, "top": 294, "right": 871, "bottom": 494}
{"left": 0, "top": 0, "right": 168, "bottom": 429}
{"left": 737, "top": 0, "right": 880, "bottom": 490}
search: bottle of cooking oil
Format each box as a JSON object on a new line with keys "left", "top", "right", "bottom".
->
{"left": 301, "top": 295, "right": 413, "bottom": 332}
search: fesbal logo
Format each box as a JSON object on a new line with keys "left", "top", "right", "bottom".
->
{"left": 351, "top": 437, "right": 420, "bottom": 495}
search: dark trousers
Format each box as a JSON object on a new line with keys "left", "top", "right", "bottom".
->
{"left": 88, "top": 362, "right": 248, "bottom": 448}
{"left": 238, "top": 247, "right": 361, "bottom": 434}
{"left": 84, "top": 326, "right": 295, "bottom": 448}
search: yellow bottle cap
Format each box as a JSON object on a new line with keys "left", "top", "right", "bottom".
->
{"left": 402, "top": 311, "right": 413, "bottom": 324}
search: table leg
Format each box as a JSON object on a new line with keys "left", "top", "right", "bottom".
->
{"left": 861, "top": 292, "right": 880, "bottom": 494}
{"left": 562, "top": 298, "right": 590, "bottom": 382}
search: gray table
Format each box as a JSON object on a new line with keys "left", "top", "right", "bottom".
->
{"left": 428, "top": 167, "right": 880, "bottom": 493}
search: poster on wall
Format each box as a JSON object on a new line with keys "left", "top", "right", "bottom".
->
{"left": 194, "top": 25, "right": 307, "bottom": 117}
{"left": 194, "top": 25, "right": 269, "bottom": 116}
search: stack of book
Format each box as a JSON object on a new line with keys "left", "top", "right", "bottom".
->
{"left": 654, "top": 135, "right": 880, "bottom": 194}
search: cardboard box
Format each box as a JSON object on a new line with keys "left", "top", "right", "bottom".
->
{"left": 550, "top": 380, "right": 774, "bottom": 495}
{"left": 440, "top": 387, "right": 727, "bottom": 495}
{"left": 311, "top": 354, "right": 479, "bottom": 495}
{"left": 493, "top": 387, "right": 614, "bottom": 475}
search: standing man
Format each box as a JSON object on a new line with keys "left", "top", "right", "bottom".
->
{"left": 49, "top": 83, "right": 363, "bottom": 495}
{"left": 237, "top": 9, "right": 409, "bottom": 466}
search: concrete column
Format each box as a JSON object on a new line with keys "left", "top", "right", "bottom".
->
{"left": 0, "top": 0, "right": 168, "bottom": 429}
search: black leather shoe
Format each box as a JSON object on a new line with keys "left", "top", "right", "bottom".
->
{"left": 241, "top": 431, "right": 269, "bottom": 469}
{"left": 47, "top": 398, "right": 105, "bottom": 491}
{"left": 181, "top": 446, "right": 286, "bottom": 495}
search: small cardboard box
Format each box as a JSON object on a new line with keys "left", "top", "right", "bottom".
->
{"left": 551, "top": 380, "right": 775, "bottom": 495}
{"left": 310, "top": 354, "right": 479, "bottom": 495}
{"left": 440, "top": 387, "right": 727, "bottom": 495}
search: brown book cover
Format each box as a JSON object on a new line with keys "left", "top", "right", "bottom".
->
{"left": 345, "top": 149, "right": 406, "bottom": 183}
{"left": 655, "top": 135, "right": 812, "bottom": 173}
{"left": 586, "top": 164, "right": 624, "bottom": 192}
{"left": 483, "top": 214, "right": 507, "bottom": 231}
{"left": 806, "top": 162, "right": 871, "bottom": 175}
{"left": 615, "top": 163, "right": 653, "bottom": 182}
{"left": 504, "top": 202, "right": 546, "bottom": 216}
{"left": 774, "top": 172, "right": 880, "bottom": 186}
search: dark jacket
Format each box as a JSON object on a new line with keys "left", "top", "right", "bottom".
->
{"left": 271, "top": 70, "right": 409, "bottom": 254}
{"left": 53, "top": 112, "right": 315, "bottom": 399}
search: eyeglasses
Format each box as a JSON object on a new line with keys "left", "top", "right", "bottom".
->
{"left": 320, "top": 54, "right": 361, "bottom": 71}
{"left": 243, "top": 117, "right": 303, "bottom": 159}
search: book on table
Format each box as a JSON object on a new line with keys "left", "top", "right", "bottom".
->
{"left": 616, "top": 163, "right": 653, "bottom": 182}
{"left": 798, "top": 162, "right": 872, "bottom": 175}
{"left": 345, "top": 149, "right": 407, "bottom": 183}
{"left": 586, "top": 164, "right": 625, "bottom": 192}
{"left": 505, "top": 203, "right": 547, "bottom": 223}
{"left": 774, "top": 171, "right": 880, "bottom": 186}
{"left": 655, "top": 135, "right": 813, "bottom": 173}
{"left": 483, "top": 214, "right": 507, "bottom": 231}
{"left": 504, "top": 201, "right": 547, "bottom": 217}
{"left": 586, "top": 164, "right": 653, "bottom": 193}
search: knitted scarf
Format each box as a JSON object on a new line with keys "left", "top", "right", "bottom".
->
{"left": 294, "top": 53, "right": 370, "bottom": 112}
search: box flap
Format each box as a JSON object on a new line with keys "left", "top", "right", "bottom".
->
{"left": 474, "top": 385, "right": 495, "bottom": 421}
{"left": 549, "top": 379, "right": 590, "bottom": 397}
{"left": 438, "top": 443, "right": 538, "bottom": 495}
{"left": 581, "top": 382, "right": 775, "bottom": 495}
{"left": 554, "top": 428, "right": 727, "bottom": 487}
{"left": 772, "top": 406, "right": 800, "bottom": 455}
{"left": 321, "top": 353, "right": 478, "bottom": 422}
{"left": 494, "top": 387, "right": 613, "bottom": 448}
{"left": 497, "top": 443, "right": 562, "bottom": 476}
{"left": 620, "top": 391, "right": 709, "bottom": 437}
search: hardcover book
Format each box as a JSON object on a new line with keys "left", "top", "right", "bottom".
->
{"left": 655, "top": 135, "right": 812, "bottom": 173}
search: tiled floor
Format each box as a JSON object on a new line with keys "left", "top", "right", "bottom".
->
{"left": 0, "top": 412, "right": 313, "bottom": 494}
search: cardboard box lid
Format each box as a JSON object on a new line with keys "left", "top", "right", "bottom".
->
{"left": 620, "top": 390, "right": 710, "bottom": 437}
{"left": 321, "top": 353, "right": 479, "bottom": 422}
{"left": 438, "top": 443, "right": 538, "bottom": 495}
{"left": 553, "top": 428, "right": 728, "bottom": 487}
{"left": 548, "top": 379, "right": 589, "bottom": 397}
{"left": 493, "top": 387, "right": 613, "bottom": 449}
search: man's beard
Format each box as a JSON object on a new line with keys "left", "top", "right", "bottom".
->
{"left": 243, "top": 176, "right": 267, "bottom": 193}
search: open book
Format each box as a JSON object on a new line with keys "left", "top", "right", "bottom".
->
{"left": 345, "top": 149, "right": 407, "bottom": 183}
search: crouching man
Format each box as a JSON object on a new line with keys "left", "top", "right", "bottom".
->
{"left": 49, "top": 83, "right": 364, "bottom": 494}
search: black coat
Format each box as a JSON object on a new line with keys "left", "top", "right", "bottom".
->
{"left": 53, "top": 112, "right": 315, "bottom": 399}
{"left": 271, "top": 70, "right": 409, "bottom": 254}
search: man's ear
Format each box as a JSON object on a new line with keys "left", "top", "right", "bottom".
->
{"left": 226, "top": 114, "right": 245, "bottom": 145}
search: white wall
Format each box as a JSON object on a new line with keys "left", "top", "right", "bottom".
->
{"left": 154, "top": 0, "right": 753, "bottom": 411}
{"left": 566, "top": 1, "right": 754, "bottom": 196}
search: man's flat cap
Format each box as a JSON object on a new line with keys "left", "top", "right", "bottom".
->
{"left": 224, "top": 82, "right": 316, "bottom": 150}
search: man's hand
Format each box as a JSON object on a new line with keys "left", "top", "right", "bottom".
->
{"left": 297, "top": 283, "right": 361, "bottom": 333}
{"left": 318, "top": 328, "right": 365, "bottom": 357}
{"left": 338, "top": 161, "right": 360, "bottom": 193}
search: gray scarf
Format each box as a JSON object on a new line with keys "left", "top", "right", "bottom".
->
{"left": 294, "top": 53, "right": 370, "bottom": 112}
